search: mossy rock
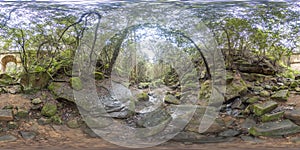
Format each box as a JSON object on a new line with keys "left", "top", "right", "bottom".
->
{"left": 20, "top": 71, "right": 51, "bottom": 93}
{"left": 48, "top": 82, "right": 74, "bottom": 103}
{"left": 67, "top": 119, "right": 81, "bottom": 129}
{"left": 138, "top": 82, "right": 150, "bottom": 89}
{"left": 261, "top": 112, "right": 284, "bottom": 122}
{"left": 290, "top": 81, "right": 298, "bottom": 88}
{"left": 246, "top": 97, "right": 260, "bottom": 104}
{"left": 271, "top": 90, "right": 289, "bottom": 101}
{"left": 0, "top": 74, "right": 15, "bottom": 86}
{"left": 70, "top": 77, "right": 83, "bottom": 91}
{"left": 260, "top": 90, "right": 271, "bottom": 97}
{"left": 136, "top": 92, "right": 149, "bottom": 101}
{"left": 51, "top": 115, "right": 62, "bottom": 124}
{"left": 15, "top": 109, "right": 29, "bottom": 119}
{"left": 164, "top": 94, "right": 180, "bottom": 105}
{"left": 41, "top": 103, "right": 57, "bottom": 117}
{"left": 252, "top": 101, "right": 278, "bottom": 116}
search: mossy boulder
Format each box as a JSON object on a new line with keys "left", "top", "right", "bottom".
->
{"left": 41, "top": 103, "right": 57, "bottom": 117}
{"left": 136, "top": 92, "right": 149, "bottom": 101}
{"left": 0, "top": 74, "right": 15, "bottom": 86}
{"left": 51, "top": 115, "right": 62, "bottom": 124}
{"left": 70, "top": 77, "right": 83, "bottom": 91}
{"left": 15, "top": 109, "right": 29, "bottom": 118}
{"left": 246, "top": 97, "right": 260, "bottom": 104}
{"left": 271, "top": 89, "right": 289, "bottom": 101}
{"left": 48, "top": 82, "right": 74, "bottom": 102}
{"left": 67, "top": 119, "right": 81, "bottom": 129}
{"left": 20, "top": 71, "right": 51, "bottom": 93}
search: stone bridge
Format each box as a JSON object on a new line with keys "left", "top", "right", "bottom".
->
{"left": 0, "top": 51, "right": 22, "bottom": 73}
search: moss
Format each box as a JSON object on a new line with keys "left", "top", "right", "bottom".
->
{"left": 261, "top": 112, "right": 284, "bottom": 122}
{"left": 136, "top": 92, "right": 149, "bottom": 101}
{"left": 41, "top": 103, "right": 57, "bottom": 117}
{"left": 51, "top": 115, "right": 62, "bottom": 125}
{"left": 70, "top": 77, "right": 83, "bottom": 91}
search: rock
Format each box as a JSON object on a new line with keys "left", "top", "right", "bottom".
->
{"left": 70, "top": 77, "right": 83, "bottom": 91}
{"left": 32, "top": 98, "right": 42, "bottom": 105}
{"left": 261, "top": 111, "right": 284, "bottom": 122}
{"left": 3, "top": 85, "right": 22, "bottom": 94}
{"left": 252, "top": 86, "right": 264, "bottom": 93}
{"left": 240, "top": 135, "right": 264, "bottom": 143}
{"left": 290, "top": 81, "right": 298, "bottom": 88}
{"left": 7, "top": 121, "right": 18, "bottom": 129}
{"left": 0, "top": 109, "right": 13, "bottom": 121}
{"left": 37, "top": 117, "right": 52, "bottom": 125}
{"left": 41, "top": 103, "right": 57, "bottom": 117}
{"left": 164, "top": 94, "right": 180, "bottom": 105}
{"left": 185, "top": 107, "right": 225, "bottom": 133}
{"left": 20, "top": 131, "right": 36, "bottom": 140}
{"left": 291, "top": 137, "right": 300, "bottom": 143}
{"left": 137, "top": 108, "right": 171, "bottom": 127}
{"left": 265, "top": 85, "right": 272, "bottom": 90}
{"left": 67, "top": 119, "right": 81, "bottom": 129}
{"left": 136, "top": 92, "right": 149, "bottom": 101}
{"left": 0, "top": 135, "right": 17, "bottom": 142}
{"left": 246, "top": 97, "right": 260, "bottom": 104}
{"left": 271, "top": 90, "right": 289, "bottom": 101}
{"left": 48, "top": 82, "right": 74, "bottom": 102}
{"left": 83, "top": 116, "right": 112, "bottom": 129}
{"left": 236, "top": 60, "right": 276, "bottom": 75}
{"left": 0, "top": 74, "right": 15, "bottom": 86}
{"left": 285, "top": 108, "right": 300, "bottom": 125}
{"left": 295, "top": 87, "right": 300, "bottom": 92}
{"left": 252, "top": 101, "right": 278, "bottom": 116}
{"left": 15, "top": 109, "right": 29, "bottom": 119}
{"left": 20, "top": 71, "right": 51, "bottom": 92}
{"left": 241, "top": 118, "right": 256, "bottom": 130}
{"left": 218, "top": 129, "right": 240, "bottom": 137}
{"left": 82, "top": 127, "right": 100, "bottom": 138}
{"left": 199, "top": 78, "right": 248, "bottom": 102}
{"left": 249, "top": 119, "right": 300, "bottom": 137}
{"left": 260, "top": 90, "right": 271, "bottom": 97}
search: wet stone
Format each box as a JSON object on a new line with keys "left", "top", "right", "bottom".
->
{"left": 0, "top": 109, "right": 13, "bottom": 121}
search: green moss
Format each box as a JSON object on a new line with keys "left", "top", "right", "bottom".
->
{"left": 261, "top": 112, "right": 284, "bottom": 122}
{"left": 51, "top": 115, "right": 62, "bottom": 125}
{"left": 252, "top": 101, "right": 278, "bottom": 116}
{"left": 41, "top": 103, "right": 57, "bottom": 117}
{"left": 136, "top": 92, "right": 149, "bottom": 101}
{"left": 70, "top": 77, "right": 83, "bottom": 91}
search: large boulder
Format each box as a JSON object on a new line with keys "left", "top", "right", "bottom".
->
{"left": 20, "top": 71, "right": 51, "bottom": 92}
{"left": 199, "top": 77, "right": 248, "bottom": 103}
{"left": 48, "top": 82, "right": 74, "bottom": 102}
{"left": 271, "top": 90, "right": 289, "bottom": 101}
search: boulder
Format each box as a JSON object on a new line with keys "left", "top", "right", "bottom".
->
{"left": 137, "top": 108, "right": 171, "bottom": 127}
{"left": 0, "top": 74, "right": 15, "bottom": 86}
{"left": 20, "top": 71, "right": 51, "bottom": 92}
{"left": 271, "top": 90, "right": 289, "bottom": 101}
{"left": 136, "top": 92, "right": 149, "bottom": 101}
{"left": 48, "top": 82, "right": 74, "bottom": 102}
{"left": 260, "top": 90, "right": 271, "bottom": 97}
{"left": 249, "top": 119, "right": 300, "bottom": 137}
